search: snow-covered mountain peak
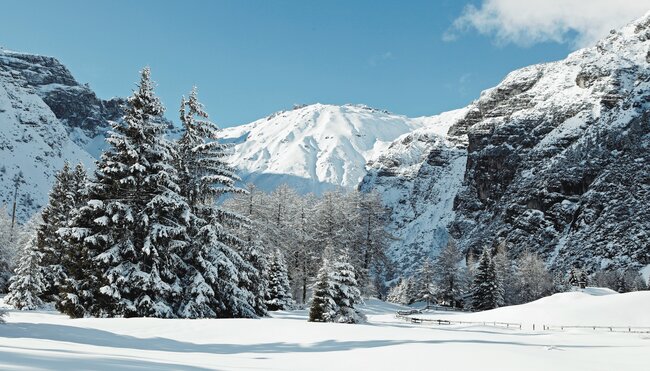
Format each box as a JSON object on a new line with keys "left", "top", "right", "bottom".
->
{"left": 220, "top": 103, "right": 428, "bottom": 193}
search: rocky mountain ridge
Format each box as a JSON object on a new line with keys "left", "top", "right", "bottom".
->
{"left": 362, "top": 13, "right": 650, "bottom": 275}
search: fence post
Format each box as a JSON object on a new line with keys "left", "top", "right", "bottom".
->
{"left": 533, "top": 324, "right": 535, "bottom": 331}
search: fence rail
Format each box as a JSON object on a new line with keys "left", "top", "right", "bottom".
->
{"left": 540, "top": 325, "right": 650, "bottom": 333}
{"left": 395, "top": 312, "right": 650, "bottom": 333}
{"left": 395, "top": 313, "right": 522, "bottom": 329}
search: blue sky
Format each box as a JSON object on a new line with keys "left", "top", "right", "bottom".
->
{"left": 1, "top": 1, "right": 647, "bottom": 127}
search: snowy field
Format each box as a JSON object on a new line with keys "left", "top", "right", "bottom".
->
{"left": 1, "top": 289, "right": 649, "bottom": 371}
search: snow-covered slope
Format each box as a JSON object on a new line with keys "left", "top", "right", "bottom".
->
{"left": 363, "top": 12, "right": 650, "bottom": 275}
{"left": 421, "top": 288, "right": 650, "bottom": 328}
{"left": 0, "top": 49, "right": 123, "bottom": 221}
{"left": 220, "top": 104, "right": 427, "bottom": 194}
{"left": 2, "top": 294, "right": 649, "bottom": 370}
{"left": 360, "top": 108, "right": 468, "bottom": 273}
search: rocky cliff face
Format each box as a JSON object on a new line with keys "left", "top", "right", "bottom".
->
{"left": 359, "top": 109, "right": 468, "bottom": 274}
{"left": 0, "top": 49, "right": 124, "bottom": 221}
{"left": 364, "top": 14, "right": 650, "bottom": 275}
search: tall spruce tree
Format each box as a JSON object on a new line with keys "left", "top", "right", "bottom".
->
{"left": 471, "top": 248, "right": 500, "bottom": 311}
{"left": 175, "top": 87, "right": 256, "bottom": 318}
{"left": 265, "top": 249, "right": 294, "bottom": 311}
{"left": 60, "top": 68, "right": 190, "bottom": 318}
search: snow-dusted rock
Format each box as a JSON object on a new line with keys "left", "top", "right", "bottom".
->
{"left": 0, "top": 49, "right": 123, "bottom": 221}
{"left": 363, "top": 13, "right": 650, "bottom": 275}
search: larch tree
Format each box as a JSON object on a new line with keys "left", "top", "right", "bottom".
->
{"left": 514, "top": 251, "right": 553, "bottom": 304}
{"left": 434, "top": 240, "right": 467, "bottom": 308}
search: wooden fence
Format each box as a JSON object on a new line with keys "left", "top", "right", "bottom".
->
{"left": 395, "top": 312, "right": 650, "bottom": 333}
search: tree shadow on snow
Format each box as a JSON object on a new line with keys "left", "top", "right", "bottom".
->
{"left": 0, "top": 322, "right": 635, "bottom": 357}
{"left": 0, "top": 347, "right": 214, "bottom": 371}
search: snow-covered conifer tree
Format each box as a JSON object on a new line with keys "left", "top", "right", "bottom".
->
{"left": 175, "top": 87, "right": 256, "bottom": 318}
{"left": 6, "top": 235, "right": 45, "bottom": 310}
{"left": 330, "top": 252, "right": 366, "bottom": 323}
{"left": 265, "top": 249, "right": 294, "bottom": 311}
{"left": 471, "top": 248, "right": 500, "bottom": 311}
{"left": 0, "top": 205, "right": 16, "bottom": 292}
{"left": 308, "top": 259, "right": 336, "bottom": 322}
{"left": 60, "top": 68, "right": 190, "bottom": 318}
{"left": 36, "top": 162, "right": 88, "bottom": 302}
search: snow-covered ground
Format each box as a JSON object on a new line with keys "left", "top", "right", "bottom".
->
{"left": 1, "top": 289, "right": 649, "bottom": 370}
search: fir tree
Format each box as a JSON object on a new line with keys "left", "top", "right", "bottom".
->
{"left": 330, "top": 253, "right": 366, "bottom": 323}
{"left": 471, "top": 248, "right": 500, "bottom": 311}
{"left": 238, "top": 238, "right": 270, "bottom": 316}
{"left": 175, "top": 87, "right": 256, "bottom": 318}
{"left": 308, "top": 260, "right": 337, "bottom": 322}
{"left": 37, "top": 162, "right": 88, "bottom": 302}
{"left": 6, "top": 235, "right": 45, "bottom": 310}
{"left": 265, "top": 249, "right": 294, "bottom": 311}
{"left": 61, "top": 68, "right": 190, "bottom": 318}
{"left": 0, "top": 205, "right": 16, "bottom": 292}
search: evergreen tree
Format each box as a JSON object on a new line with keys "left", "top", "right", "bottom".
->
{"left": 308, "top": 260, "right": 336, "bottom": 322}
{"left": 265, "top": 249, "right": 294, "bottom": 311}
{"left": 61, "top": 68, "right": 190, "bottom": 318}
{"left": 6, "top": 235, "right": 45, "bottom": 310}
{"left": 237, "top": 238, "right": 270, "bottom": 316}
{"left": 37, "top": 162, "right": 88, "bottom": 302}
{"left": 0, "top": 205, "right": 16, "bottom": 292}
{"left": 434, "top": 240, "right": 467, "bottom": 308}
{"left": 471, "top": 248, "right": 500, "bottom": 311}
{"left": 175, "top": 87, "right": 256, "bottom": 318}
{"left": 330, "top": 253, "right": 366, "bottom": 323}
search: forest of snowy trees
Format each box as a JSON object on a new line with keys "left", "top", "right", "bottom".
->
{"left": 0, "top": 68, "right": 647, "bottom": 322}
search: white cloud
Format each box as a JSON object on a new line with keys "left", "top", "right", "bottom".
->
{"left": 368, "top": 51, "right": 394, "bottom": 67}
{"left": 445, "top": 0, "right": 650, "bottom": 48}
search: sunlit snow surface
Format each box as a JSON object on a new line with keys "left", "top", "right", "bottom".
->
{"left": 1, "top": 289, "right": 649, "bottom": 370}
